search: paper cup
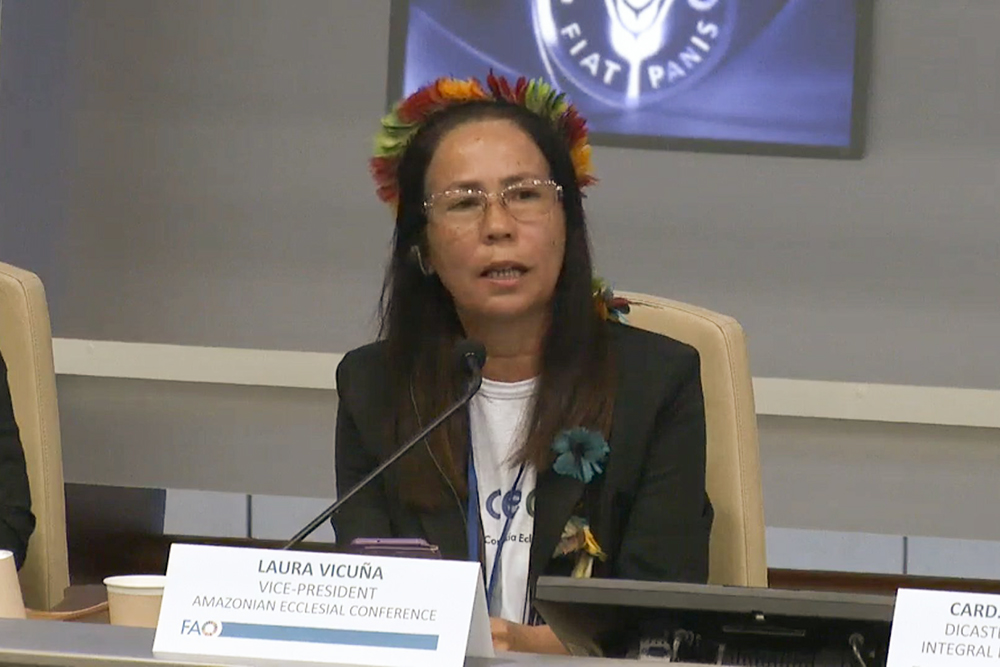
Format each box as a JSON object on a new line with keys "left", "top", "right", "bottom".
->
{"left": 104, "top": 575, "right": 166, "bottom": 628}
{"left": 0, "top": 550, "right": 27, "bottom": 619}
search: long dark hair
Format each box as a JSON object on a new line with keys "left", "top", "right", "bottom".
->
{"left": 379, "top": 100, "right": 614, "bottom": 509}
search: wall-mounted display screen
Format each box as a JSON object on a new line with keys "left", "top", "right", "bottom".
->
{"left": 388, "top": 0, "right": 873, "bottom": 159}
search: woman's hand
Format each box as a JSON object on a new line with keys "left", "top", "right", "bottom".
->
{"left": 490, "top": 618, "right": 569, "bottom": 655}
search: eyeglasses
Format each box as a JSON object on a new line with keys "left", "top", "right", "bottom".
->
{"left": 423, "top": 179, "right": 563, "bottom": 225}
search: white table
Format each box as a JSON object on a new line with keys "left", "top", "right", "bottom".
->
{"left": 0, "top": 619, "right": 675, "bottom": 666}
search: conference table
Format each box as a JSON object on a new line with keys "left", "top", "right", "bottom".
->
{"left": 0, "top": 619, "right": 677, "bottom": 667}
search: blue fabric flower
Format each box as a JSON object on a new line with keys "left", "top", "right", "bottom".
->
{"left": 552, "top": 428, "right": 610, "bottom": 484}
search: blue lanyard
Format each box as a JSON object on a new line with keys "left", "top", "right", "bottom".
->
{"left": 467, "top": 449, "right": 526, "bottom": 617}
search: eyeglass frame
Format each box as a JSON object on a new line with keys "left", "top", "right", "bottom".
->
{"left": 422, "top": 178, "right": 564, "bottom": 223}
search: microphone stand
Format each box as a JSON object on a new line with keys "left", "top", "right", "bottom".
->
{"left": 282, "top": 369, "right": 482, "bottom": 550}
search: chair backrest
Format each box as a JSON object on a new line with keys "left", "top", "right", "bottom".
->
{"left": 619, "top": 291, "right": 767, "bottom": 587}
{"left": 0, "top": 261, "right": 70, "bottom": 609}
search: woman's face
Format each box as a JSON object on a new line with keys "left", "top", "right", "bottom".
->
{"left": 422, "top": 118, "right": 566, "bottom": 330}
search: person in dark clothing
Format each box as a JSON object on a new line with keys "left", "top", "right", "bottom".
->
{"left": 0, "top": 350, "right": 35, "bottom": 569}
{"left": 336, "top": 72, "right": 711, "bottom": 654}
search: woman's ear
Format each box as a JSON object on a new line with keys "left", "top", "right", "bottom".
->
{"left": 409, "top": 245, "right": 434, "bottom": 276}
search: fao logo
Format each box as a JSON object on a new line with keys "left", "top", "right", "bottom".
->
{"left": 533, "top": 0, "right": 736, "bottom": 108}
{"left": 181, "top": 619, "right": 221, "bottom": 637}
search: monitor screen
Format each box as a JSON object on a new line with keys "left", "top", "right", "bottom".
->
{"left": 387, "top": 0, "right": 873, "bottom": 159}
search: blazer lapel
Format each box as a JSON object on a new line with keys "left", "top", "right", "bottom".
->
{"left": 529, "top": 466, "right": 585, "bottom": 584}
{"left": 527, "top": 324, "right": 660, "bottom": 584}
{"left": 368, "top": 404, "right": 469, "bottom": 561}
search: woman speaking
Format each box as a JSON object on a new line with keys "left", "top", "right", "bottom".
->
{"left": 334, "top": 72, "right": 712, "bottom": 653}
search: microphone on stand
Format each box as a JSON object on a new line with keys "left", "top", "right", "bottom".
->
{"left": 282, "top": 339, "right": 487, "bottom": 550}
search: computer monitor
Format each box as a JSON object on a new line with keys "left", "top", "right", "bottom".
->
{"left": 387, "top": 0, "right": 875, "bottom": 159}
{"left": 534, "top": 577, "right": 894, "bottom": 665}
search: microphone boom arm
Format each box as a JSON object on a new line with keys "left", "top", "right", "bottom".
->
{"left": 282, "top": 371, "right": 483, "bottom": 550}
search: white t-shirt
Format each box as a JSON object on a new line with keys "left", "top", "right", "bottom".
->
{"left": 468, "top": 376, "right": 537, "bottom": 623}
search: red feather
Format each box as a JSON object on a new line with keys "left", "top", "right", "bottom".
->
{"left": 486, "top": 71, "right": 512, "bottom": 101}
{"left": 513, "top": 77, "right": 529, "bottom": 104}
{"left": 561, "top": 107, "right": 589, "bottom": 145}
{"left": 397, "top": 86, "right": 440, "bottom": 123}
{"left": 369, "top": 156, "right": 395, "bottom": 178}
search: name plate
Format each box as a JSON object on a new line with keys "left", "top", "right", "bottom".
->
{"left": 153, "top": 544, "right": 493, "bottom": 667}
{"left": 888, "top": 588, "right": 1000, "bottom": 666}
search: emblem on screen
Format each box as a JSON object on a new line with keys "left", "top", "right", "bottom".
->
{"left": 532, "top": 0, "right": 735, "bottom": 108}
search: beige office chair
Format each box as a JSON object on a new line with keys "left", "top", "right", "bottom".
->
{"left": 620, "top": 292, "right": 767, "bottom": 587}
{"left": 0, "top": 261, "right": 70, "bottom": 609}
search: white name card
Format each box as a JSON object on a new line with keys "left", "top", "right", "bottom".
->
{"left": 152, "top": 544, "right": 493, "bottom": 667}
{"left": 888, "top": 588, "right": 1000, "bottom": 667}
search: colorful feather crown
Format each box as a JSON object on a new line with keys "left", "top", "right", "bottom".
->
{"left": 370, "top": 72, "right": 596, "bottom": 207}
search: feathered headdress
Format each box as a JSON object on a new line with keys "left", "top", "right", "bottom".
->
{"left": 369, "top": 71, "right": 596, "bottom": 208}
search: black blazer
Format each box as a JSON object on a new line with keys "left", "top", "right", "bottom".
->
{"left": 0, "top": 351, "right": 36, "bottom": 569}
{"left": 333, "top": 322, "right": 713, "bottom": 595}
